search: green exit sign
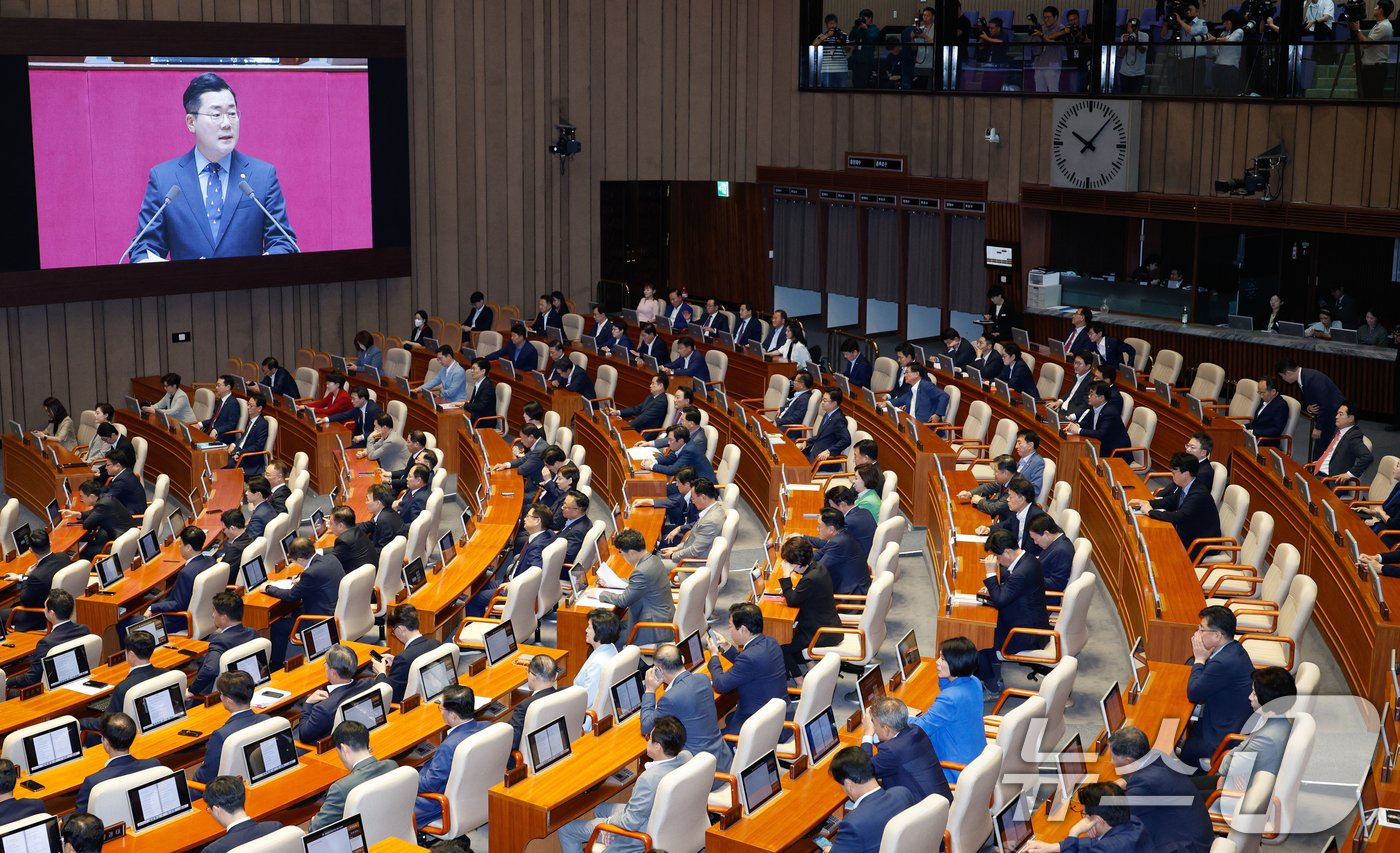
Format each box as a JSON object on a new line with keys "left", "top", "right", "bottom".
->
{"left": 716, "top": 181, "right": 730, "bottom": 198}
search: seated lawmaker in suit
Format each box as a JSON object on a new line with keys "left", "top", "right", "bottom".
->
{"left": 974, "top": 477, "right": 1045, "bottom": 556}
{"left": 889, "top": 364, "right": 949, "bottom": 423}
{"left": 1246, "top": 377, "right": 1289, "bottom": 449}
{"left": 637, "top": 466, "right": 700, "bottom": 546}
{"left": 1107, "top": 727, "right": 1214, "bottom": 853}
{"left": 360, "top": 414, "right": 410, "bottom": 473}
{"left": 664, "top": 336, "right": 710, "bottom": 381}
{"left": 775, "top": 371, "right": 817, "bottom": 438}
{"left": 214, "top": 510, "right": 252, "bottom": 586}
{"left": 466, "top": 504, "right": 555, "bottom": 618}
{"left": 100, "top": 446, "right": 146, "bottom": 516}
{"left": 959, "top": 455, "right": 1016, "bottom": 518}
{"left": 730, "top": 303, "right": 763, "bottom": 347}
{"left": 1086, "top": 322, "right": 1136, "bottom": 370}
{"left": 1000, "top": 342, "right": 1040, "bottom": 401}
{"left": 1211, "top": 667, "right": 1295, "bottom": 786}
{"left": 508, "top": 656, "right": 562, "bottom": 769}
{"left": 661, "top": 288, "right": 693, "bottom": 331}
{"left": 1063, "top": 381, "right": 1131, "bottom": 458}
{"left": 1048, "top": 350, "right": 1095, "bottom": 420}
{"left": 193, "top": 671, "right": 264, "bottom": 784}
{"left": 294, "top": 645, "right": 366, "bottom": 744}
{"left": 968, "top": 333, "right": 1005, "bottom": 382}
{"left": 309, "top": 721, "right": 398, "bottom": 831}
{"left": 1014, "top": 429, "right": 1046, "bottom": 496}
{"left": 457, "top": 358, "right": 497, "bottom": 426}
{"left": 801, "top": 389, "right": 851, "bottom": 465}
{"left": 417, "top": 346, "right": 469, "bottom": 404}
{"left": 696, "top": 297, "right": 731, "bottom": 340}
{"left": 265, "top": 536, "right": 346, "bottom": 666}
{"left": 660, "top": 480, "right": 726, "bottom": 570}
{"left": 464, "top": 290, "right": 494, "bottom": 332}
{"left": 800, "top": 508, "right": 869, "bottom": 595}
{"left": 307, "top": 373, "right": 353, "bottom": 424}
{"left": 554, "top": 491, "right": 592, "bottom": 568}
{"left": 342, "top": 388, "right": 380, "bottom": 447}
{"left": 141, "top": 526, "right": 219, "bottom": 634}
{"left": 602, "top": 528, "right": 676, "bottom": 650}
{"left": 634, "top": 323, "right": 669, "bottom": 363}
{"left": 1177, "top": 605, "right": 1254, "bottom": 769}
{"left": 354, "top": 484, "right": 406, "bottom": 549}
{"left": 414, "top": 684, "right": 492, "bottom": 825}
{"left": 838, "top": 338, "right": 874, "bottom": 388}
{"left": 826, "top": 486, "right": 877, "bottom": 561}
{"left": 63, "top": 479, "right": 135, "bottom": 562}
{"left": 825, "top": 746, "right": 919, "bottom": 853}
{"left": 226, "top": 393, "right": 269, "bottom": 474}
{"left": 551, "top": 357, "right": 597, "bottom": 399}
{"left": 706, "top": 603, "right": 787, "bottom": 736}
{"left": 370, "top": 604, "right": 435, "bottom": 704}
{"left": 601, "top": 314, "right": 634, "bottom": 355}
{"left": 350, "top": 331, "right": 382, "bottom": 375}
{"left": 202, "top": 776, "right": 283, "bottom": 853}
{"left": 0, "top": 758, "right": 48, "bottom": 828}
{"left": 393, "top": 465, "right": 432, "bottom": 525}
{"left": 1024, "top": 782, "right": 1147, "bottom": 853}
{"left": 618, "top": 373, "right": 670, "bottom": 433}
{"left": 531, "top": 294, "right": 562, "bottom": 336}
{"left": 1314, "top": 401, "right": 1373, "bottom": 481}
{"left": 485, "top": 325, "right": 540, "bottom": 372}
{"left": 559, "top": 715, "right": 695, "bottom": 853}
{"left": 1131, "top": 453, "right": 1220, "bottom": 558}
{"left": 74, "top": 713, "right": 161, "bottom": 813}
{"left": 3, "top": 529, "right": 70, "bottom": 632}
{"left": 242, "top": 476, "right": 276, "bottom": 540}
{"left": 643, "top": 424, "right": 715, "bottom": 482}
{"left": 79, "top": 629, "right": 169, "bottom": 734}
{"left": 861, "top": 697, "right": 953, "bottom": 801}
{"left": 189, "top": 592, "right": 260, "bottom": 697}
{"left": 1028, "top": 514, "right": 1074, "bottom": 591}
{"left": 939, "top": 327, "right": 976, "bottom": 369}
{"left": 977, "top": 529, "right": 1050, "bottom": 693}
{"left": 777, "top": 537, "right": 843, "bottom": 679}
{"left": 144, "top": 373, "right": 197, "bottom": 422}
{"left": 642, "top": 644, "right": 733, "bottom": 777}
{"left": 324, "top": 505, "right": 378, "bottom": 575}
{"left": 491, "top": 424, "right": 548, "bottom": 491}
{"left": 259, "top": 358, "right": 299, "bottom": 400}
{"left": 203, "top": 375, "right": 244, "bottom": 440}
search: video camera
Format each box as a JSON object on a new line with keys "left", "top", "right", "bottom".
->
{"left": 1339, "top": 0, "right": 1368, "bottom": 21}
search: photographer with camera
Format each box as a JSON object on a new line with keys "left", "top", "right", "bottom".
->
{"left": 812, "top": 13, "right": 851, "bottom": 88}
{"left": 849, "top": 9, "right": 880, "bottom": 89}
{"left": 1161, "top": 0, "right": 1209, "bottom": 93}
{"left": 902, "top": 6, "right": 938, "bottom": 89}
{"left": 1351, "top": 0, "right": 1395, "bottom": 99}
{"left": 1206, "top": 10, "right": 1247, "bottom": 94}
{"left": 1119, "top": 17, "right": 1151, "bottom": 91}
{"left": 1305, "top": 0, "right": 1339, "bottom": 64}
{"left": 879, "top": 35, "right": 906, "bottom": 88}
{"left": 1030, "top": 5, "right": 1070, "bottom": 91}
{"left": 1063, "top": 9, "right": 1093, "bottom": 91}
{"left": 974, "top": 16, "right": 1012, "bottom": 77}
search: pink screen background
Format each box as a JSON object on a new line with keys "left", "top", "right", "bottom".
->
{"left": 30, "top": 66, "right": 373, "bottom": 268}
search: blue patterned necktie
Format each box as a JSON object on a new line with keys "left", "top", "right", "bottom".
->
{"left": 205, "top": 162, "right": 224, "bottom": 240}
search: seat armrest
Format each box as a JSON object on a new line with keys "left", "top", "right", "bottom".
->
{"left": 416, "top": 792, "right": 452, "bottom": 837}
{"left": 1237, "top": 634, "right": 1295, "bottom": 669}
{"left": 806, "top": 626, "right": 865, "bottom": 660}
{"left": 588, "top": 824, "right": 653, "bottom": 851}
{"left": 626, "top": 622, "right": 680, "bottom": 646}
{"left": 999, "top": 628, "right": 1060, "bottom": 664}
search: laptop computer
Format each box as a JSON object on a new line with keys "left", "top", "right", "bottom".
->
{"left": 1227, "top": 314, "right": 1254, "bottom": 331}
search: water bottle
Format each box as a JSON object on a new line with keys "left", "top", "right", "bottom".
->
{"left": 1181, "top": 305, "right": 1189, "bottom": 325}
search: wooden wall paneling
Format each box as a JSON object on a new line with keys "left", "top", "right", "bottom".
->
{"left": 430, "top": 0, "right": 459, "bottom": 310}
{"left": 406, "top": 0, "right": 430, "bottom": 303}
{"left": 1369, "top": 108, "right": 1395, "bottom": 209}
{"left": 1331, "top": 107, "right": 1367, "bottom": 208}
{"left": 504, "top": 1, "right": 528, "bottom": 314}
{"left": 689, "top": 0, "right": 714, "bottom": 180}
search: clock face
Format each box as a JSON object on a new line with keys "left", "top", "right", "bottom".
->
{"left": 1051, "top": 101, "right": 1131, "bottom": 190}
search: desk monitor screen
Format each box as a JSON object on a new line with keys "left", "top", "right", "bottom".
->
{"left": 1268, "top": 449, "right": 1286, "bottom": 482}
{"left": 311, "top": 508, "right": 325, "bottom": 534}
{"left": 124, "top": 396, "right": 142, "bottom": 414}
{"left": 1333, "top": 328, "right": 1358, "bottom": 344}
{"left": 11, "top": 523, "right": 30, "bottom": 557}
{"left": 126, "top": 771, "right": 192, "bottom": 832}
{"left": 739, "top": 751, "right": 782, "bottom": 816}
{"left": 1321, "top": 500, "right": 1338, "bottom": 537}
{"left": 1277, "top": 320, "right": 1306, "bottom": 337}
{"left": 418, "top": 654, "right": 457, "bottom": 703}
{"left": 438, "top": 532, "right": 457, "bottom": 567}
{"left": 857, "top": 665, "right": 885, "bottom": 709}
{"left": 135, "top": 683, "right": 187, "bottom": 732}
{"left": 896, "top": 630, "right": 921, "bottom": 681}
{"left": 0, "top": 815, "right": 60, "bottom": 853}
{"left": 1293, "top": 473, "right": 1312, "bottom": 507}
{"left": 678, "top": 631, "right": 705, "bottom": 671}
{"left": 95, "top": 554, "right": 123, "bottom": 589}
{"left": 1048, "top": 338, "right": 1065, "bottom": 354}
{"left": 639, "top": 355, "right": 660, "bottom": 373}
{"left": 578, "top": 335, "right": 598, "bottom": 353}
{"left": 526, "top": 716, "right": 572, "bottom": 773}
{"left": 301, "top": 814, "right": 368, "bottom": 853}
{"left": 1184, "top": 394, "right": 1205, "bottom": 421}
{"left": 1345, "top": 530, "right": 1361, "bottom": 568}
{"left": 22, "top": 720, "right": 82, "bottom": 773}
{"left": 1153, "top": 379, "right": 1171, "bottom": 403}
{"left": 483, "top": 620, "right": 518, "bottom": 666}
{"left": 6, "top": 420, "right": 22, "bottom": 439}
{"left": 45, "top": 499, "right": 61, "bottom": 530}
{"left": 994, "top": 797, "right": 1034, "bottom": 853}
{"left": 228, "top": 647, "right": 272, "bottom": 688}
{"left": 330, "top": 355, "right": 349, "bottom": 376}
{"left": 1100, "top": 682, "right": 1126, "bottom": 736}
{"left": 126, "top": 615, "right": 169, "bottom": 648}
{"left": 62, "top": 477, "right": 72, "bottom": 507}
{"left": 1057, "top": 733, "right": 1087, "bottom": 798}
{"left": 832, "top": 373, "right": 852, "bottom": 398}
{"left": 748, "top": 563, "right": 765, "bottom": 601}
{"left": 340, "top": 689, "right": 387, "bottom": 732}
{"left": 1012, "top": 328, "right": 1030, "bottom": 349}
{"left": 245, "top": 729, "right": 299, "bottom": 785}
{"left": 137, "top": 531, "right": 161, "bottom": 565}
{"left": 992, "top": 378, "right": 1012, "bottom": 404}
{"left": 300, "top": 618, "right": 340, "bottom": 662}
{"left": 1127, "top": 636, "right": 1148, "bottom": 693}
{"left": 1227, "top": 314, "right": 1254, "bottom": 331}
{"left": 276, "top": 531, "right": 294, "bottom": 567}
{"left": 240, "top": 556, "right": 268, "bottom": 592}
{"left": 1020, "top": 392, "right": 1037, "bottom": 416}
{"left": 803, "top": 706, "right": 840, "bottom": 764}
{"left": 42, "top": 646, "right": 90, "bottom": 690}
{"left": 402, "top": 557, "right": 428, "bottom": 595}
{"left": 611, "top": 670, "right": 645, "bottom": 723}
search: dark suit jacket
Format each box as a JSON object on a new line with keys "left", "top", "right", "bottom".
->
{"left": 1078, "top": 403, "right": 1132, "bottom": 459}
{"left": 376, "top": 634, "right": 436, "bottom": 704}
{"left": 203, "top": 820, "right": 284, "bottom": 853}
{"left": 218, "top": 531, "right": 254, "bottom": 584}
{"left": 1038, "top": 534, "right": 1075, "bottom": 592}
{"left": 641, "top": 669, "right": 732, "bottom": 774}
{"left": 1321, "top": 427, "right": 1373, "bottom": 479}
{"left": 731, "top": 316, "right": 762, "bottom": 347}
{"left": 1148, "top": 482, "right": 1221, "bottom": 553}
{"left": 103, "top": 468, "right": 147, "bottom": 516}
{"left": 266, "top": 553, "right": 345, "bottom": 617}
{"left": 893, "top": 380, "right": 949, "bottom": 423}
{"left": 194, "top": 709, "right": 264, "bottom": 783}
{"left": 776, "top": 389, "right": 814, "bottom": 429}
{"left": 131, "top": 149, "right": 293, "bottom": 261}
{"left": 1094, "top": 336, "right": 1136, "bottom": 369}
{"left": 1124, "top": 755, "right": 1216, "bottom": 853}
{"left": 191, "top": 623, "right": 260, "bottom": 695}
{"left": 13, "top": 553, "right": 69, "bottom": 631}
{"left": 841, "top": 354, "right": 874, "bottom": 388}
{"left": 464, "top": 378, "right": 497, "bottom": 424}
{"left": 652, "top": 441, "right": 715, "bottom": 482}
{"left": 984, "top": 303, "right": 1019, "bottom": 341}
{"left": 1005, "top": 360, "right": 1040, "bottom": 401}
{"left": 1180, "top": 640, "right": 1254, "bottom": 765}
{"left": 806, "top": 530, "right": 868, "bottom": 595}
{"left": 1062, "top": 326, "right": 1093, "bottom": 355}
{"left": 698, "top": 310, "right": 730, "bottom": 336}
{"left": 268, "top": 484, "right": 290, "bottom": 515}
{"left": 246, "top": 500, "right": 276, "bottom": 540}
{"left": 204, "top": 395, "right": 242, "bottom": 441}
{"left": 348, "top": 402, "right": 382, "bottom": 445}
{"left": 464, "top": 304, "right": 495, "bottom": 332}
{"left": 332, "top": 527, "right": 378, "bottom": 573}
{"left": 558, "top": 365, "right": 597, "bottom": 398}
{"left": 994, "top": 506, "right": 1048, "bottom": 556}
{"left": 12, "top": 621, "right": 90, "bottom": 688}
{"left": 295, "top": 679, "right": 367, "bottom": 744}
{"left": 779, "top": 564, "right": 842, "bottom": 652}
{"left": 657, "top": 492, "right": 699, "bottom": 534}
{"left": 1246, "top": 397, "right": 1289, "bottom": 448}
{"left": 555, "top": 517, "right": 590, "bottom": 567}
{"left": 103, "top": 664, "right": 171, "bottom": 722}
{"left": 505, "top": 445, "right": 547, "bottom": 493}
{"left": 74, "top": 753, "right": 162, "bottom": 813}
{"left": 148, "top": 553, "right": 220, "bottom": 632}
{"left": 984, "top": 554, "right": 1049, "bottom": 655}
{"left": 509, "top": 686, "right": 560, "bottom": 768}
{"left": 532, "top": 308, "right": 563, "bottom": 335}
{"left": 843, "top": 507, "right": 877, "bottom": 563}
{"left": 358, "top": 509, "right": 406, "bottom": 549}
{"left": 1298, "top": 368, "right": 1343, "bottom": 442}
{"left": 232, "top": 415, "right": 270, "bottom": 474}
{"left": 78, "top": 495, "right": 136, "bottom": 560}
{"left": 943, "top": 339, "right": 975, "bottom": 368}
{"left": 418, "top": 719, "right": 492, "bottom": 796}
{"left": 805, "top": 410, "right": 851, "bottom": 460}
{"left": 486, "top": 341, "right": 539, "bottom": 372}
{"left": 829, "top": 786, "right": 919, "bottom": 853}
{"left": 666, "top": 351, "right": 710, "bottom": 381}
{"left": 970, "top": 351, "right": 1004, "bottom": 382}
{"left": 397, "top": 486, "right": 429, "bottom": 525}
{"left": 619, "top": 393, "right": 668, "bottom": 433}
{"left": 864, "top": 724, "right": 953, "bottom": 801}
{"left": 708, "top": 634, "right": 788, "bottom": 735}
{"left": 635, "top": 336, "right": 668, "bottom": 362}
{"left": 507, "top": 531, "right": 555, "bottom": 580}
{"left": 0, "top": 798, "right": 48, "bottom": 828}
{"left": 261, "top": 367, "right": 299, "bottom": 400}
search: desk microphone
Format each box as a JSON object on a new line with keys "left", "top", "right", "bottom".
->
{"left": 238, "top": 180, "right": 300, "bottom": 253}
{"left": 118, "top": 185, "right": 181, "bottom": 264}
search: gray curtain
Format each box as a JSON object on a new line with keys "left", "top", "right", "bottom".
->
{"left": 949, "top": 215, "right": 986, "bottom": 313}
{"left": 773, "top": 199, "right": 819, "bottom": 291}
{"left": 826, "top": 205, "right": 858, "bottom": 297}
{"left": 907, "top": 211, "right": 943, "bottom": 307}
{"left": 866, "top": 208, "right": 899, "bottom": 302}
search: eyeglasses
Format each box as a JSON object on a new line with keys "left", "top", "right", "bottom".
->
{"left": 192, "top": 111, "right": 240, "bottom": 122}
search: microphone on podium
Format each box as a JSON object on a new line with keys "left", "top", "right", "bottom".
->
{"left": 238, "top": 180, "right": 301, "bottom": 253}
{"left": 118, "top": 184, "right": 181, "bottom": 264}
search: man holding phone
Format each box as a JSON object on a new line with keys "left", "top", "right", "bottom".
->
{"left": 705, "top": 603, "right": 787, "bottom": 735}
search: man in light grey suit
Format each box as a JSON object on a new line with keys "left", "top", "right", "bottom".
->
{"left": 641, "top": 644, "right": 733, "bottom": 779}
{"left": 602, "top": 528, "right": 675, "bottom": 648}
{"left": 557, "top": 716, "right": 694, "bottom": 853}
{"left": 1214, "top": 666, "right": 1295, "bottom": 786}
{"left": 361, "top": 413, "right": 410, "bottom": 472}
{"left": 308, "top": 720, "right": 399, "bottom": 831}
{"left": 660, "top": 479, "right": 725, "bottom": 568}
{"left": 144, "top": 372, "right": 196, "bottom": 422}
{"left": 1014, "top": 429, "right": 1046, "bottom": 497}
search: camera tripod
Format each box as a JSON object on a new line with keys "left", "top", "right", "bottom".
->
{"left": 1327, "top": 32, "right": 1365, "bottom": 97}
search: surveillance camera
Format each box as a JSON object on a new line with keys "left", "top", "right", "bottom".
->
{"left": 555, "top": 122, "right": 576, "bottom": 131}
{"left": 985, "top": 128, "right": 1000, "bottom": 144}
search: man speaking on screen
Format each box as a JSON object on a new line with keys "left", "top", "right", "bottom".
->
{"left": 129, "top": 72, "right": 297, "bottom": 262}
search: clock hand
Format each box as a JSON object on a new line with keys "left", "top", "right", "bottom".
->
{"left": 1071, "top": 131, "right": 1093, "bottom": 151}
{"left": 1082, "top": 117, "right": 1113, "bottom": 153}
